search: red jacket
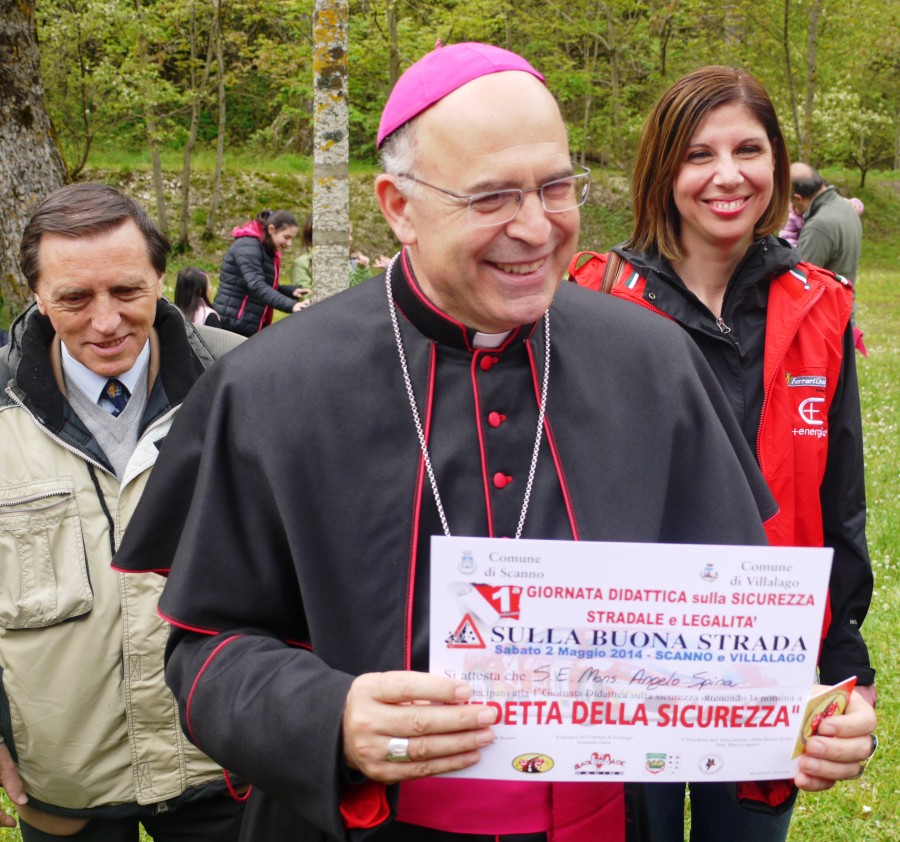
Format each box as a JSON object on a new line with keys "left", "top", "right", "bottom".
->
{"left": 569, "top": 251, "right": 856, "bottom": 811}
{"left": 568, "top": 251, "right": 852, "bottom": 564}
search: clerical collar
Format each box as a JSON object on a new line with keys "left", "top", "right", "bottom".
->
{"left": 390, "top": 248, "right": 536, "bottom": 352}
{"left": 472, "top": 330, "right": 512, "bottom": 349}
{"left": 61, "top": 341, "right": 150, "bottom": 403}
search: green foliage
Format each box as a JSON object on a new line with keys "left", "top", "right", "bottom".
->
{"left": 816, "top": 86, "right": 895, "bottom": 183}
{"left": 34, "top": 0, "right": 900, "bottom": 173}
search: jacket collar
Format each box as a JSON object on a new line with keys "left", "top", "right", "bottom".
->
{"left": 806, "top": 184, "right": 839, "bottom": 219}
{"left": 616, "top": 236, "right": 798, "bottom": 325}
{"left": 6, "top": 299, "right": 206, "bottom": 436}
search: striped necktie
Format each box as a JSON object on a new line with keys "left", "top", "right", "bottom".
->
{"left": 103, "top": 378, "right": 130, "bottom": 417}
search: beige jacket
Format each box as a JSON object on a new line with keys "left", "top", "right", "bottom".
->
{"left": 0, "top": 301, "right": 242, "bottom": 813}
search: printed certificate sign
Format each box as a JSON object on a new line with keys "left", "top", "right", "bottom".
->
{"left": 429, "top": 536, "right": 832, "bottom": 783}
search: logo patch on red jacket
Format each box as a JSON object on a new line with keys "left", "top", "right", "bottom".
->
{"left": 786, "top": 375, "right": 827, "bottom": 388}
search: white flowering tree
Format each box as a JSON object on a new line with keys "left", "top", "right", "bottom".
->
{"left": 816, "top": 86, "right": 894, "bottom": 188}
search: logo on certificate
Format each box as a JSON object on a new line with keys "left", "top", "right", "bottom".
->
{"left": 513, "top": 753, "right": 554, "bottom": 774}
{"left": 698, "top": 753, "right": 724, "bottom": 774}
{"left": 574, "top": 751, "right": 625, "bottom": 775}
{"left": 459, "top": 550, "right": 476, "bottom": 574}
{"left": 473, "top": 583, "right": 523, "bottom": 619}
{"left": 699, "top": 563, "right": 718, "bottom": 582}
{"left": 445, "top": 613, "right": 486, "bottom": 649}
{"left": 645, "top": 753, "right": 679, "bottom": 774}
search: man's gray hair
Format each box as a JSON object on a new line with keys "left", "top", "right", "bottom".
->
{"left": 379, "top": 121, "right": 420, "bottom": 197}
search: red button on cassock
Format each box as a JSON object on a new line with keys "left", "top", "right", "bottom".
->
{"left": 480, "top": 356, "right": 498, "bottom": 371}
{"left": 488, "top": 412, "right": 507, "bottom": 428}
{"left": 493, "top": 472, "right": 513, "bottom": 489}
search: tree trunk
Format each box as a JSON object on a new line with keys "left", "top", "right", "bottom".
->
{"left": 205, "top": 0, "right": 226, "bottom": 242}
{"left": 387, "top": 0, "right": 400, "bottom": 87}
{"left": 134, "top": 0, "right": 169, "bottom": 235}
{"left": 578, "top": 7, "right": 600, "bottom": 169}
{"left": 722, "top": 3, "right": 741, "bottom": 59}
{"left": 606, "top": 10, "right": 626, "bottom": 172}
{"left": 69, "top": 12, "right": 94, "bottom": 179}
{"left": 312, "top": 0, "right": 350, "bottom": 301}
{"left": 658, "top": 15, "right": 672, "bottom": 78}
{"left": 177, "top": 0, "right": 204, "bottom": 252}
{"left": 895, "top": 118, "right": 900, "bottom": 171}
{"left": 801, "top": 0, "right": 823, "bottom": 161}
{"left": 782, "top": 0, "right": 801, "bottom": 152}
{"left": 147, "top": 115, "right": 170, "bottom": 236}
{"left": 177, "top": 1, "right": 215, "bottom": 252}
{"left": 0, "top": 0, "right": 67, "bottom": 323}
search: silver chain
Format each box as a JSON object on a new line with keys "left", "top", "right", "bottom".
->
{"left": 386, "top": 254, "right": 550, "bottom": 539}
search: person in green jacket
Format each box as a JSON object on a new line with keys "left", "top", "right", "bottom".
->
{"left": 291, "top": 214, "right": 386, "bottom": 289}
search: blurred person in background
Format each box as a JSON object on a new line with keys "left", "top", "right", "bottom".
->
{"left": 214, "top": 208, "right": 310, "bottom": 335}
{"left": 174, "top": 266, "right": 220, "bottom": 327}
{"left": 0, "top": 183, "right": 244, "bottom": 841}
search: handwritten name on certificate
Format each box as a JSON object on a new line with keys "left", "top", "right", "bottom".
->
{"left": 429, "top": 536, "right": 832, "bottom": 783}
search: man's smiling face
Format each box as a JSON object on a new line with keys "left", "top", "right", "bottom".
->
{"left": 384, "top": 71, "right": 580, "bottom": 333}
{"left": 33, "top": 220, "right": 163, "bottom": 378}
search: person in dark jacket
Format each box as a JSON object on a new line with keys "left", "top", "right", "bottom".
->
{"left": 569, "top": 65, "right": 877, "bottom": 842}
{"left": 214, "top": 209, "right": 311, "bottom": 336}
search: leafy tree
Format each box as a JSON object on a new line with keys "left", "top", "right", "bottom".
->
{"left": 816, "top": 86, "right": 894, "bottom": 187}
{"left": 34, "top": 0, "right": 117, "bottom": 176}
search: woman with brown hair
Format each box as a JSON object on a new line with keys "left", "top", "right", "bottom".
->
{"left": 570, "top": 66, "right": 876, "bottom": 841}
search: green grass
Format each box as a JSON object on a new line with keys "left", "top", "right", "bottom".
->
{"left": 85, "top": 145, "right": 314, "bottom": 176}
{"left": 785, "top": 270, "right": 900, "bottom": 839}
{"left": 85, "top": 143, "right": 383, "bottom": 178}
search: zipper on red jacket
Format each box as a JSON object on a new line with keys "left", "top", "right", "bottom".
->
{"left": 610, "top": 289, "right": 677, "bottom": 322}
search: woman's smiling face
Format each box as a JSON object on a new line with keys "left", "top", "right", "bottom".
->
{"left": 673, "top": 102, "right": 775, "bottom": 255}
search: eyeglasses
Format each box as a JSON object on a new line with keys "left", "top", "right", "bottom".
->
{"left": 398, "top": 166, "right": 591, "bottom": 227}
